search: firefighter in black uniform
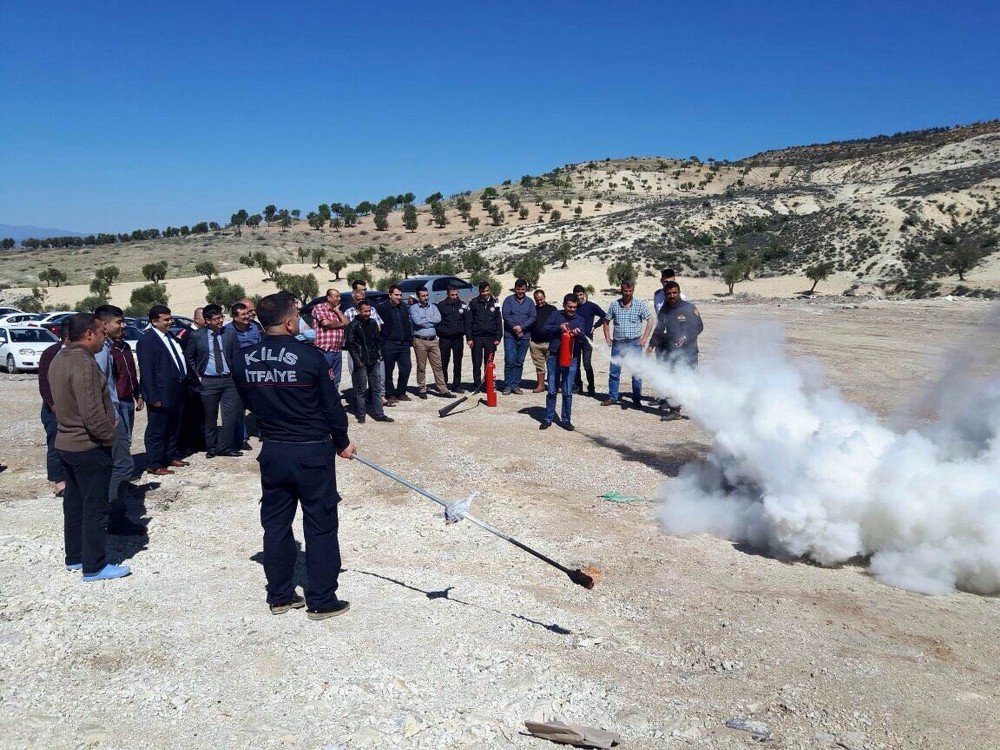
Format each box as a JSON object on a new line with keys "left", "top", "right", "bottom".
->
{"left": 464, "top": 281, "right": 502, "bottom": 390}
{"left": 233, "top": 292, "right": 356, "bottom": 620}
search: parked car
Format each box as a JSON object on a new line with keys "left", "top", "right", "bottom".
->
{"left": 0, "top": 312, "right": 43, "bottom": 326}
{"left": 395, "top": 275, "right": 478, "bottom": 304}
{"left": 26, "top": 311, "right": 77, "bottom": 337}
{"left": 122, "top": 325, "right": 144, "bottom": 344}
{"left": 131, "top": 315, "right": 194, "bottom": 337}
{"left": 0, "top": 326, "right": 59, "bottom": 373}
{"left": 0, "top": 307, "right": 24, "bottom": 317}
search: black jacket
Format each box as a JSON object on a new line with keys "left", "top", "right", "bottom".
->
{"left": 344, "top": 316, "right": 383, "bottom": 367}
{"left": 136, "top": 329, "right": 188, "bottom": 408}
{"left": 464, "top": 294, "right": 502, "bottom": 340}
{"left": 530, "top": 303, "right": 558, "bottom": 343}
{"left": 376, "top": 300, "right": 414, "bottom": 345}
{"left": 436, "top": 297, "right": 467, "bottom": 337}
{"left": 184, "top": 326, "right": 240, "bottom": 384}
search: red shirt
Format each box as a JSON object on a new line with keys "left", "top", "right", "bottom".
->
{"left": 311, "top": 302, "right": 345, "bottom": 352}
{"left": 110, "top": 338, "right": 141, "bottom": 402}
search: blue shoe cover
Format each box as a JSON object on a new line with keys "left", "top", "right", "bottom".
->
{"left": 82, "top": 563, "right": 131, "bottom": 581}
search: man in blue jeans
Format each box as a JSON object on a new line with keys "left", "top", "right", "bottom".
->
{"left": 601, "top": 280, "right": 653, "bottom": 409}
{"left": 501, "top": 278, "right": 536, "bottom": 394}
{"left": 538, "top": 294, "right": 584, "bottom": 431}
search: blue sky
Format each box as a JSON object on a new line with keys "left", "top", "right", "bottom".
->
{"left": 1, "top": 0, "right": 997, "bottom": 233}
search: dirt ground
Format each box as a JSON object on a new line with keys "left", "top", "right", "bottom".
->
{"left": 0, "top": 296, "right": 997, "bottom": 749}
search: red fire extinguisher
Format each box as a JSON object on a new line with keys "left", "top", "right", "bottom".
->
{"left": 485, "top": 352, "right": 497, "bottom": 407}
{"left": 558, "top": 329, "right": 573, "bottom": 367}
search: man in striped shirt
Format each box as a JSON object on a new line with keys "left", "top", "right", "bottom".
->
{"left": 601, "top": 280, "right": 653, "bottom": 408}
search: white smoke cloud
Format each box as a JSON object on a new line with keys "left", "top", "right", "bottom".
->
{"left": 625, "top": 317, "right": 1000, "bottom": 595}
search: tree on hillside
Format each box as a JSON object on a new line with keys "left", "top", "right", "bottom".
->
{"left": 350, "top": 266, "right": 374, "bottom": 288}
{"left": 127, "top": 283, "right": 169, "bottom": 317}
{"left": 402, "top": 204, "right": 418, "bottom": 232}
{"left": 204, "top": 277, "right": 246, "bottom": 309}
{"left": 468, "top": 217, "right": 481, "bottom": 231}
{"left": 239, "top": 254, "right": 256, "bottom": 268}
{"left": 142, "top": 261, "right": 169, "bottom": 284}
{"left": 246, "top": 214, "right": 262, "bottom": 230}
{"left": 431, "top": 201, "right": 448, "bottom": 228}
{"left": 263, "top": 205, "right": 277, "bottom": 224}
{"left": 14, "top": 286, "right": 47, "bottom": 313}
{"left": 341, "top": 207, "right": 358, "bottom": 227}
{"left": 330, "top": 217, "right": 342, "bottom": 232}
{"left": 374, "top": 205, "right": 390, "bottom": 231}
{"left": 311, "top": 248, "right": 327, "bottom": 268}
{"left": 307, "top": 212, "right": 325, "bottom": 231}
{"left": 327, "top": 258, "right": 346, "bottom": 280}
{"left": 556, "top": 241, "right": 572, "bottom": 269}
{"left": 398, "top": 256, "right": 420, "bottom": 278}
{"left": 549, "top": 210, "right": 562, "bottom": 222}
{"left": 427, "top": 256, "right": 459, "bottom": 275}
{"left": 195, "top": 261, "right": 218, "bottom": 279}
{"left": 461, "top": 250, "right": 490, "bottom": 275}
{"left": 230, "top": 209, "right": 249, "bottom": 235}
{"left": 297, "top": 247, "right": 309, "bottom": 262}
{"left": 722, "top": 262, "right": 745, "bottom": 295}
{"left": 948, "top": 244, "right": 980, "bottom": 281}
{"left": 95, "top": 266, "right": 121, "bottom": 285}
{"left": 89, "top": 277, "right": 111, "bottom": 297}
{"left": 76, "top": 293, "right": 109, "bottom": 312}
{"left": 424, "top": 191, "right": 443, "bottom": 205}
{"left": 280, "top": 215, "right": 292, "bottom": 232}
{"left": 574, "top": 206, "right": 583, "bottom": 218}
{"left": 271, "top": 271, "right": 318, "bottom": 304}
{"left": 607, "top": 260, "right": 637, "bottom": 287}
{"left": 511, "top": 256, "right": 544, "bottom": 288}
{"left": 488, "top": 205, "right": 504, "bottom": 226}
{"left": 38, "top": 268, "right": 67, "bottom": 287}
{"left": 805, "top": 261, "right": 835, "bottom": 292}
{"left": 353, "top": 246, "right": 376, "bottom": 269}
{"left": 291, "top": 209, "right": 301, "bottom": 219}
{"left": 1, "top": 238, "right": 15, "bottom": 250}
{"left": 519, "top": 206, "right": 529, "bottom": 221}
{"left": 507, "top": 194, "right": 521, "bottom": 212}
{"left": 259, "top": 257, "right": 283, "bottom": 282}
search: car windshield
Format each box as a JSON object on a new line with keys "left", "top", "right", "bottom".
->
{"left": 396, "top": 279, "right": 426, "bottom": 293}
{"left": 9, "top": 328, "right": 58, "bottom": 343}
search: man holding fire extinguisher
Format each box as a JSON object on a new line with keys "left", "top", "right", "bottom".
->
{"left": 537, "top": 293, "right": 585, "bottom": 431}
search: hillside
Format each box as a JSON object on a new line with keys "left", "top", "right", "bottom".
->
{"left": 2, "top": 120, "right": 998, "bottom": 305}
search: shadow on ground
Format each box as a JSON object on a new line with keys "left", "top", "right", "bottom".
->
{"left": 584, "top": 435, "right": 708, "bottom": 478}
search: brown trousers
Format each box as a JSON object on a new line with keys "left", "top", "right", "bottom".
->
{"left": 529, "top": 340, "right": 550, "bottom": 375}
{"left": 413, "top": 337, "right": 448, "bottom": 390}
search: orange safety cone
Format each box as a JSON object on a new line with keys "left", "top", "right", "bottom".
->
{"left": 485, "top": 352, "right": 497, "bottom": 407}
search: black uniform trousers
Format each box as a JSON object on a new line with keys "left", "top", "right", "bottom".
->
{"left": 41, "top": 404, "right": 63, "bottom": 482}
{"left": 573, "top": 335, "right": 596, "bottom": 391}
{"left": 145, "top": 402, "right": 184, "bottom": 469}
{"left": 199, "top": 375, "right": 241, "bottom": 452}
{"left": 438, "top": 334, "right": 464, "bottom": 388}
{"left": 58, "top": 446, "right": 112, "bottom": 574}
{"left": 470, "top": 336, "right": 497, "bottom": 388}
{"left": 382, "top": 341, "right": 412, "bottom": 398}
{"left": 258, "top": 440, "right": 342, "bottom": 609}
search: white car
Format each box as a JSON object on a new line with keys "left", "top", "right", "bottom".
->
{"left": 0, "top": 326, "right": 59, "bottom": 373}
{"left": 0, "top": 307, "right": 24, "bottom": 317}
{"left": 0, "top": 313, "right": 43, "bottom": 326}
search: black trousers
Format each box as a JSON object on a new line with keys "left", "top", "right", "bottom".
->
{"left": 382, "top": 341, "right": 412, "bottom": 398}
{"left": 58, "top": 446, "right": 112, "bottom": 574}
{"left": 438, "top": 334, "right": 464, "bottom": 387}
{"left": 178, "top": 382, "right": 205, "bottom": 456}
{"left": 574, "top": 335, "right": 595, "bottom": 390}
{"left": 145, "top": 402, "right": 184, "bottom": 468}
{"left": 200, "top": 376, "right": 241, "bottom": 452}
{"left": 258, "top": 440, "right": 342, "bottom": 609}
{"left": 470, "top": 336, "right": 497, "bottom": 387}
{"left": 41, "top": 404, "right": 63, "bottom": 482}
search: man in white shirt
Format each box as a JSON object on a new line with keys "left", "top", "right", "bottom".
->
{"left": 136, "top": 305, "right": 190, "bottom": 475}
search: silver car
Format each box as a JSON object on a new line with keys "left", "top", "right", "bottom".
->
{"left": 395, "top": 275, "right": 478, "bottom": 304}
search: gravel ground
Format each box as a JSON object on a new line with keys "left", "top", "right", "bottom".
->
{"left": 0, "top": 297, "right": 997, "bottom": 749}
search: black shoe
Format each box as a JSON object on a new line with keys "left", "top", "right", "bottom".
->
{"left": 562, "top": 421, "right": 575, "bottom": 431}
{"left": 632, "top": 398, "right": 642, "bottom": 409}
{"left": 372, "top": 415, "right": 394, "bottom": 422}
{"left": 206, "top": 450, "right": 217, "bottom": 458}
{"left": 587, "top": 387, "right": 596, "bottom": 397}
{"left": 417, "top": 390, "right": 428, "bottom": 399}
{"left": 241, "top": 441, "right": 252, "bottom": 451}
{"left": 307, "top": 600, "right": 351, "bottom": 620}
{"left": 661, "top": 409, "right": 682, "bottom": 422}
{"left": 452, "top": 385, "right": 464, "bottom": 394}
{"left": 573, "top": 385, "right": 583, "bottom": 395}
{"left": 539, "top": 420, "right": 551, "bottom": 430}
{"left": 107, "top": 519, "right": 148, "bottom": 536}
{"left": 215, "top": 450, "right": 243, "bottom": 457}
{"left": 270, "top": 594, "right": 305, "bottom": 615}
{"left": 357, "top": 414, "right": 366, "bottom": 423}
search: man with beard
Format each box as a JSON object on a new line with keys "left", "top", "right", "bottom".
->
{"left": 649, "top": 281, "right": 704, "bottom": 421}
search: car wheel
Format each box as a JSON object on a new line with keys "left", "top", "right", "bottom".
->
{"left": 6, "top": 354, "right": 18, "bottom": 374}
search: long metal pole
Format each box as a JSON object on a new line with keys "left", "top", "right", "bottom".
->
{"left": 353, "top": 455, "right": 595, "bottom": 589}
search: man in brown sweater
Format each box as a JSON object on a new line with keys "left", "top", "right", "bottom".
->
{"left": 48, "top": 313, "right": 132, "bottom": 581}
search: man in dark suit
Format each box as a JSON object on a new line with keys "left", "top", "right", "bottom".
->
{"left": 184, "top": 304, "right": 243, "bottom": 457}
{"left": 136, "top": 305, "right": 189, "bottom": 476}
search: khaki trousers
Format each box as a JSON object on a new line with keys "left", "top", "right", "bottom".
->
{"left": 529, "top": 340, "right": 550, "bottom": 375}
{"left": 413, "top": 337, "right": 448, "bottom": 390}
